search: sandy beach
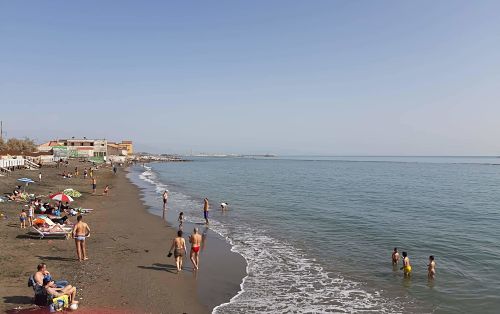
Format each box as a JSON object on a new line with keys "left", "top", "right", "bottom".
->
{"left": 0, "top": 161, "right": 243, "bottom": 313}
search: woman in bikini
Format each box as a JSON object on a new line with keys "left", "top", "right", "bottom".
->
{"left": 169, "top": 230, "right": 187, "bottom": 272}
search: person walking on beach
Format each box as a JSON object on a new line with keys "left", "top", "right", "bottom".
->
{"left": 162, "top": 190, "right": 168, "bottom": 219}
{"left": 400, "top": 252, "right": 412, "bottom": 277}
{"left": 90, "top": 168, "right": 94, "bottom": 178}
{"left": 203, "top": 198, "right": 209, "bottom": 225}
{"left": 189, "top": 228, "right": 202, "bottom": 270}
{"left": 168, "top": 230, "right": 187, "bottom": 273}
{"left": 74, "top": 167, "right": 78, "bottom": 176}
{"left": 113, "top": 165, "right": 117, "bottom": 174}
{"left": 178, "top": 212, "right": 184, "bottom": 228}
{"left": 392, "top": 247, "right": 400, "bottom": 265}
{"left": 428, "top": 255, "right": 436, "bottom": 279}
{"left": 72, "top": 215, "right": 90, "bottom": 261}
{"left": 103, "top": 185, "right": 109, "bottom": 196}
{"left": 91, "top": 177, "right": 97, "bottom": 195}
{"left": 38, "top": 172, "right": 42, "bottom": 182}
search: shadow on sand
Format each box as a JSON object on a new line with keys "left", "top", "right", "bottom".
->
{"left": 137, "top": 263, "right": 178, "bottom": 274}
{"left": 3, "top": 296, "right": 33, "bottom": 305}
{"left": 35, "top": 255, "right": 76, "bottom": 262}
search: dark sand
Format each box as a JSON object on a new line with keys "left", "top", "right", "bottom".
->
{"left": 0, "top": 161, "right": 230, "bottom": 313}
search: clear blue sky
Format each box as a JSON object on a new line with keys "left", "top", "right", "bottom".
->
{"left": 1, "top": 0, "right": 500, "bottom": 155}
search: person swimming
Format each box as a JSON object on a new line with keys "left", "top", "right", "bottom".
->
{"left": 428, "top": 255, "right": 436, "bottom": 279}
{"left": 400, "top": 251, "right": 412, "bottom": 276}
{"left": 392, "top": 247, "right": 400, "bottom": 265}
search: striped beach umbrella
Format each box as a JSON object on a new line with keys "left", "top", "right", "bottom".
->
{"left": 49, "top": 192, "right": 74, "bottom": 203}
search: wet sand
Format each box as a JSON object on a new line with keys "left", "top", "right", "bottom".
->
{"left": 0, "top": 161, "right": 214, "bottom": 313}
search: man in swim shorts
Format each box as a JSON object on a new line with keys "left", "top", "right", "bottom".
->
{"left": 189, "top": 228, "right": 202, "bottom": 270}
{"left": 72, "top": 215, "right": 90, "bottom": 261}
{"left": 203, "top": 198, "right": 209, "bottom": 225}
{"left": 400, "top": 251, "right": 412, "bottom": 277}
{"left": 91, "top": 178, "right": 97, "bottom": 195}
{"left": 34, "top": 263, "right": 69, "bottom": 288}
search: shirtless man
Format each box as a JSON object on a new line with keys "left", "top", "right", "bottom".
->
{"left": 203, "top": 198, "right": 209, "bottom": 225}
{"left": 189, "top": 228, "right": 202, "bottom": 270}
{"left": 43, "top": 278, "right": 78, "bottom": 306}
{"left": 72, "top": 215, "right": 90, "bottom": 261}
{"left": 34, "top": 263, "right": 68, "bottom": 288}
{"left": 400, "top": 251, "right": 412, "bottom": 277}
{"left": 91, "top": 178, "right": 97, "bottom": 195}
{"left": 428, "top": 255, "right": 436, "bottom": 279}
{"left": 168, "top": 230, "right": 187, "bottom": 272}
{"left": 392, "top": 247, "right": 400, "bottom": 265}
{"left": 162, "top": 190, "right": 168, "bottom": 219}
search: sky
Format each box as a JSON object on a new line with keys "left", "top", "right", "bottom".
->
{"left": 1, "top": 0, "right": 500, "bottom": 155}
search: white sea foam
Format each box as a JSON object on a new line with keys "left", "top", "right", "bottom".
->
{"left": 135, "top": 166, "right": 402, "bottom": 314}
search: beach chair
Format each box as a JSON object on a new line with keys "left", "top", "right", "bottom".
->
{"left": 29, "top": 226, "right": 71, "bottom": 239}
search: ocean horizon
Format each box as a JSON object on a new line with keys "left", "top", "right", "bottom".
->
{"left": 132, "top": 156, "right": 500, "bottom": 313}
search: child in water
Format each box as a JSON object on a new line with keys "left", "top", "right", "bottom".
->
{"left": 428, "top": 255, "right": 436, "bottom": 279}
{"left": 178, "top": 212, "right": 184, "bottom": 228}
{"left": 19, "top": 209, "right": 27, "bottom": 229}
{"left": 400, "top": 251, "right": 412, "bottom": 277}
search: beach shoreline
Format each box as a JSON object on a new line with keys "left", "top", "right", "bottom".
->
{"left": 127, "top": 163, "right": 247, "bottom": 312}
{"left": 1, "top": 160, "right": 233, "bottom": 313}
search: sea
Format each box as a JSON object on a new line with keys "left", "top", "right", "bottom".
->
{"left": 128, "top": 156, "right": 500, "bottom": 314}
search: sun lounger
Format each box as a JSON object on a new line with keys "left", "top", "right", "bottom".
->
{"left": 29, "top": 226, "right": 71, "bottom": 239}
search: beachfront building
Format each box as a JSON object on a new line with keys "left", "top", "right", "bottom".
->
{"left": 108, "top": 140, "right": 133, "bottom": 155}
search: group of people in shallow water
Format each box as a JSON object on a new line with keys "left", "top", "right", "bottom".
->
{"left": 392, "top": 247, "right": 436, "bottom": 279}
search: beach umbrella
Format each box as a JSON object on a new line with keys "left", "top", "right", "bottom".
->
{"left": 17, "top": 177, "right": 35, "bottom": 192}
{"left": 63, "top": 188, "right": 82, "bottom": 198}
{"left": 17, "top": 177, "right": 35, "bottom": 184}
{"left": 49, "top": 192, "right": 74, "bottom": 203}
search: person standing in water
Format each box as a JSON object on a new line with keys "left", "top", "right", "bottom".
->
{"left": 162, "top": 190, "right": 169, "bottom": 219}
{"left": 203, "top": 198, "right": 209, "bottom": 225}
{"left": 189, "top": 228, "right": 202, "bottom": 270}
{"left": 220, "top": 202, "right": 228, "bottom": 211}
{"left": 392, "top": 247, "right": 400, "bottom": 265}
{"left": 428, "top": 255, "right": 436, "bottom": 279}
{"left": 400, "top": 251, "right": 412, "bottom": 277}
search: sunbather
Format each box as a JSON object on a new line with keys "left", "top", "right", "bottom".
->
{"left": 43, "top": 278, "right": 78, "bottom": 305}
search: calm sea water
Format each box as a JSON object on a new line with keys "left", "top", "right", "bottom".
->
{"left": 133, "top": 156, "right": 500, "bottom": 313}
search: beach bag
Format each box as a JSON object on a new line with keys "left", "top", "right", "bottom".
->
{"left": 50, "top": 295, "right": 69, "bottom": 312}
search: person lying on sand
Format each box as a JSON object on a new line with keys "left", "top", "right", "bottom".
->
{"left": 43, "top": 278, "right": 78, "bottom": 305}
